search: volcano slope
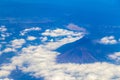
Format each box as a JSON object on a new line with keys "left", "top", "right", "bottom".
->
{"left": 56, "top": 37, "right": 118, "bottom": 64}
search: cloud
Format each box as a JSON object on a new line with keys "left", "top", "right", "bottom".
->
{"left": 41, "top": 28, "right": 84, "bottom": 50}
{"left": 2, "top": 48, "right": 16, "bottom": 53}
{"left": 0, "top": 39, "right": 26, "bottom": 55}
{"left": 66, "top": 23, "right": 86, "bottom": 31}
{"left": 0, "top": 25, "right": 11, "bottom": 40}
{"left": 27, "top": 36, "right": 37, "bottom": 41}
{"left": 20, "top": 27, "right": 41, "bottom": 36}
{"left": 0, "top": 26, "right": 7, "bottom": 32}
{"left": 0, "top": 78, "right": 13, "bottom": 80}
{"left": 10, "top": 39, "right": 26, "bottom": 48}
{"left": 99, "top": 36, "right": 118, "bottom": 44}
{"left": 0, "top": 28, "right": 120, "bottom": 80}
{"left": 108, "top": 52, "right": 120, "bottom": 62}
{"left": 0, "top": 28, "right": 85, "bottom": 79}
{"left": 42, "top": 28, "right": 85, "bottom": 37}
{"left": 1, "top": 45, "right": 120, "bottom": 80}
{"left": 40, "top": 37, "right": 48, "bottom": 42}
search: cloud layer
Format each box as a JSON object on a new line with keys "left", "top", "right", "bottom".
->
{"left": 0, "top": 26, "right": 120, "bottom": 80}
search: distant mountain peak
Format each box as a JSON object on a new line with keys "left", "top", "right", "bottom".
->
{"left": 56, "top": 37, "right": 111, "bottom": 64}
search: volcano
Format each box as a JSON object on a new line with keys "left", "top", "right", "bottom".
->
{"left": 56, "top": 37, "right": 117, "bottom": 64}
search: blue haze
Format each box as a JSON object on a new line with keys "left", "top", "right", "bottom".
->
{"left": 0, "top": 0, "right": 120, "bottom": 80}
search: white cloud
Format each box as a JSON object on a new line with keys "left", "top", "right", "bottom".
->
{"left": 20, "top": 27, "right": 41, "bottom": 36}
{"left": 66, "top": 23, "right": 86, "bottom": 31}
{"left": 41, "top": 28, "right": 84, "bottom": 50}
{"left": 0, "top": 28, "right": 84, "bottom": 79}
{"left": 42, "top": 28, "right": 85, "bottom": 37}
{"left": 1, "top": 45, "right": 120, "bottom": 80}
{"left": 99, "top": 36, "right": 117, "bottom": 44}
{"left": 10, "top": 39, "right": 26, "bottom": 48}
{"left": 0, "top": 70, "right": 10, "bottom": 77}
{"left": 2, "top": 48, "right": 16, "bottom": 53}
{"left": 27, "top": 36, "right": 37, "bottom": 41}
{"left": 0, "top": 39, "right": 26, "bottom": 55}
{"left": 42, "top": 36, "right": 82, "bottom": 50}
{"left": 1, "top": 28, "right": 120, "bottom": 80}
{"left": 0, "top": 26, "right": 7, "bottom": 32}
{"left": 0, "top": 25, "right": 11, "bottom": 40}
{"left": 40, "top": 37, "right": 48, "bottom": 42}
{"left": 0, "top": 78, "right": 13, "bottom": 80}
{"left": 108, "top": 52, "right": 120, "bottom": 62}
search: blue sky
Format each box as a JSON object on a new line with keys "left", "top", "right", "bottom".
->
{"left": 0, "top": 0, "right": 119, "bottom": 8}
{"left": 0, "top": 0, "right": 120, "bottom": 26}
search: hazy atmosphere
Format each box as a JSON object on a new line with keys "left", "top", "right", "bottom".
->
{"left": 0, "top": 0, "right": 120, "bottom": 80}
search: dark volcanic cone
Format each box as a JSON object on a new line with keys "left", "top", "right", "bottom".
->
{"left": 56, "top": 37, "right": 117, "bottom": 64}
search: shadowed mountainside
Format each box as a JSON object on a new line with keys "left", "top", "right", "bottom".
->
{"left": 56, "top": 37, "right": 118, "bottom": 64}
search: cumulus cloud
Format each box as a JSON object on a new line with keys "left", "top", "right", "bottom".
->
{"left": 41, "top": 28, "right": 84, "bottom": 50}
{"left": 0, "top": 25, "right": 11, "bottom": 40}
{"left": 10, "top": 39, "right": 26, "bottom": 48}
{"left": 66, "top": 23, "right": 86, "bottom": 31}
{"left": 27, "top": 36, "right": 37, "bottom": 41}
{"left": 108, "top": 52, "right": 120, "bottom": 62}
{"left": 42, "top": 28, "right": 85, "bottom": 37}
{"left": 99, "top": 36, "right": 117, "bottom": 44}
{"left": 40, "top": 37, "right": 48, "bottom": 42}
{"left": 0, "top": 39, "right": 26, "bottom": 55}
{"left": 20, "top": 27, "right": 41, "bottom": 36}
{"left": 0, "top": 28, "right": 120, "bottom": 80}
{"left": 1, "top": 45, "right": 120, "bottom": 80}
{"left": 2, "top": 48, "right": 16, "bottom": 53}
{"left": 0, "top": 28, "right": 84, "bottom": 79}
